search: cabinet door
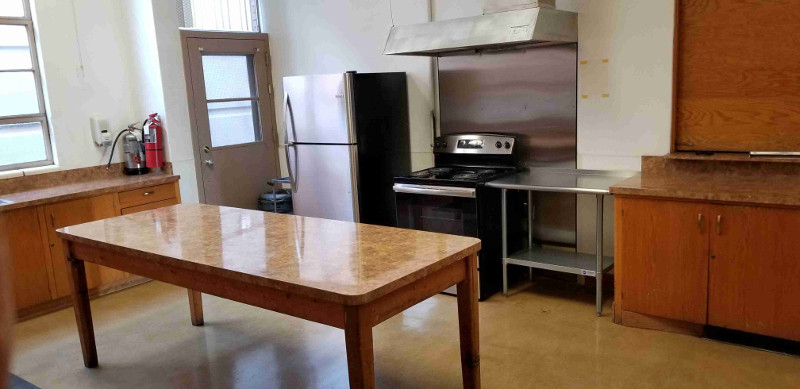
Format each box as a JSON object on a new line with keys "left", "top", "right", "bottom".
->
{"left": 45, "top": 194, "right": 123, "bottom": 298}
{"left": 709, "top": 205, "right": 800, "bottom": 341}
{"left": 617, "top": 197, "right": 710, "bottom": 324}
{"left": 0, "top": 207, "right": 52, "bottom": 309}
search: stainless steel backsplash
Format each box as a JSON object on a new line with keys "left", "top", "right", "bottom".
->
{"left": 438, "top": 43, "right": 577, "bottom": 169}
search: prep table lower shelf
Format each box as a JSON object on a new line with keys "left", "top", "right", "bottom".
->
{"left": 505, "top": 246, "right": 613, "bottom": 277}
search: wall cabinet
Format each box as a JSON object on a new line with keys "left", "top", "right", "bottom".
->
{"left": 616, "top": 197, "right": 800, "bottom": 342}
{"left": 0, "top": 181, "right": 180, "bottom": 320}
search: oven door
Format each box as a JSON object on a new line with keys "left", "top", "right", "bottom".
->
{"left": 393, "top": 184, "right": 478, "bottom": 237}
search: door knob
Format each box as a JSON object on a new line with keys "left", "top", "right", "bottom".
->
{"left": 204, "top": 159, "right": 214, "bottom": 167}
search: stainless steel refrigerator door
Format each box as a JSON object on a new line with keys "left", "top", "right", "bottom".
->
{"left": 283, "top": 73, "right": 356, "bottom": 145}
{"left": 286, "top": 143, "right": 359, "bottom": 222}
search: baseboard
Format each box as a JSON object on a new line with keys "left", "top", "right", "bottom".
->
{"left": 15, "top": 276, "right": 151, "bottom": 322}
{"left": 613, "top": 308, "right": 704, "bottom": 337}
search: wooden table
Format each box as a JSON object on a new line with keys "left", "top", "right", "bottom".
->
{"left": 56, "top": 204, "right": 482, "bottom": 388}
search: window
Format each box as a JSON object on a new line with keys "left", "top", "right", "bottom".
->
{"left": 0, "top": 0, "right": 52, "bottom": 171}
{"left": 179, "top": 0, "right": 260, "bottom": 32}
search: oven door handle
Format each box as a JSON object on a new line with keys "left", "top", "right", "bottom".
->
{"left": 393, "top": 184, "right": 476, "bottom": 198}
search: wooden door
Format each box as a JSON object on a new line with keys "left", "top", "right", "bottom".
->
{"left": 0, "top": 207, "right": 52, "bottom": 309}
{"left": 616, "top": 197, "right": 709, "bottom": 324}
{"left": 45, "top": 195, "right": 124, "bottom": 298}
{"left": 709, "top": 205, "right": 800, "bottom": 341}
{"left": 184, "top": 33, "right": 279, "bottom": 209}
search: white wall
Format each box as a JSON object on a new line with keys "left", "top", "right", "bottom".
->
{"left": 24, "top": 0, "right": 200, "bottom": 201}
{"left": 32, "top": 0, "right": 140, "bottom": 170}
{"left": 263, "top": 0, "right": 436, "bottom": 171}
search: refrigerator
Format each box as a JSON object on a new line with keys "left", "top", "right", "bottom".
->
{"left": 282, "top": 72, "right": 410, "bottom": 226}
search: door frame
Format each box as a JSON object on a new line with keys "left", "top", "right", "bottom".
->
{"left": 179, "top": 29, "right": 280, "bottom": 204}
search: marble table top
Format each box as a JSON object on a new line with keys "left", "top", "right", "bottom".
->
{"left": 57, "top": 204, "right": 481, "bottom": 304}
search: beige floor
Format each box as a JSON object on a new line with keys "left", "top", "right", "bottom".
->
{"left": 10, "top": 278, "right": 800, "bottom": 389}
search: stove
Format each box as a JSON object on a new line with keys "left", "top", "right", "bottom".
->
{"left": 393, "top": 134, "right": 518, "bottom": 300}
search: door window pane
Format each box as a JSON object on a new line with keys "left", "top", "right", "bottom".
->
{"left": 202, "top": 55, "right": 256, "bottom": 100}
{"left": 208, "top": 100, "right": 261, "bottom": 147}
{"left": 0, "top": 71, "right": 39, "bottom": 116}
{"left": 0, "top": 25, "right": 32, "bottom": 69}
{"left": 0, "top": 0, "right": 24, "bottom": 17}
{"left": 0, "top": 122, "right": 46, "bottom": 166}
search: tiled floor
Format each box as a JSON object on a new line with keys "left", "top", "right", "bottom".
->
{"left": 11, "top": 278, "right": 800, "bottom": 388}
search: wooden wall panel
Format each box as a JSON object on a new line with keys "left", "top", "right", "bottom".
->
{"left": 675, "top": 0, "right": 800, "bottom": 152}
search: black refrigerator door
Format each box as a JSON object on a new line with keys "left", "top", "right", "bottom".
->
{"left": 352, "top": 72, "right": 410, "bottom": 227}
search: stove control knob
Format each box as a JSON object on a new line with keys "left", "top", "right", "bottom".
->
{"left": 495, "top": 141, "right": 502, "bottom": 149}
{"left": 504, "top": 141, "right": 511, "bottom": 149}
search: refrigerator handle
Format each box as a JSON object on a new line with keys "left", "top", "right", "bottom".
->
{"left": 282, "top": 94, "right": 297, "bottom": 192}
{"left": 284, "top": 143, "right": 297, "bottom": 193}
{"left": 283, "top": 93, "right": 296, "bottom": 144}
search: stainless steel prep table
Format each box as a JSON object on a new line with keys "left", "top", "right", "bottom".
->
{"left": 486, "top": 168, "right": 634, "bottom": 316}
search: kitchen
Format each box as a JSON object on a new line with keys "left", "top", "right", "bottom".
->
{"left": 2, "top": 0, "right": 800, "bottom": 388}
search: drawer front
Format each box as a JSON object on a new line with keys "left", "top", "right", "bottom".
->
{"left": 121, "top": 197, "right": 180, "bottom": 215}
{"left": 118, "top": 183, "right": 177, "bottom": 208}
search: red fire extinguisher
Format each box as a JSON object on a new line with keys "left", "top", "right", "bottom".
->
{"left": 143, "top": 113, "right": 164, "bottom": 169}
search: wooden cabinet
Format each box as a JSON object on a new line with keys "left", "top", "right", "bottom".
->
{"left": 616, "top": 197, "right": 800, "bottom": 342}
{"left": 45, "top": 194, "right": 123, "bottom": 297}
{"left": 617, "top": 198, "right": 709, "bottom": 324}
{"left": 0, "top": 207, "right": 53, "bottom": 310}
{"left": 708, "top": 205, "right": 800, "bottom": 341}
{"left": 0, "top": 180, "right": 180, "bottom": 320}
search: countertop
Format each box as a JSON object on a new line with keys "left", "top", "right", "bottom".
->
{"left": 57, "top": 204, "right": 481, "bottom": 305}
{"left": 0, "top": 168, "right": 179, "bottom": 212}
{"left": 609, "top": 153, "right": 800, "bottom": 206}
{"left": 610, "top": 173, "right": 800, "bottom": 206}
{"left": 487, "top": 168, "right": 636, "bottom": 194}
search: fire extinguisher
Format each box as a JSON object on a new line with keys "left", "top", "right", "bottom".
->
{"left": 143, "top": 113, "right": 164, "bottom": 169}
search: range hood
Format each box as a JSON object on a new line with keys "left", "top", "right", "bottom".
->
{"left": 384, "top": 0, "right": 577, "bottom": 56}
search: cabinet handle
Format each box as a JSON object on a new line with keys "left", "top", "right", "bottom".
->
{"left": 143, "top": 191, "right": 154, "bottom": 196}
{"left": 717, "top": 215, "right": 722, "bottom": 235}
{"left": 50, "top": 213, "right": 55, "bottom": 228}
{"left": 697, "top": 213, "right": 703, "bottom": 230}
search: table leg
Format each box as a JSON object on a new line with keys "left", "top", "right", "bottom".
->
{"left": 67, "top": 255, "right": 98, "bottom": 368}
{"left": 344, "top": 305, "right": 374, "bottom": 389}
{"left": 188, "top": 289, "right": 204, "bottom": 326}
{"left": 456, "top": 253, "right": 481, "bottom": 389}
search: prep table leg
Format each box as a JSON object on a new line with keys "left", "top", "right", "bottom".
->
{"left": 595, "top": 194, "right": 604, "bottom": 317}
{"left": 67, "top": 252, "right": 98, "bottom": 368}
{"left": 188, "top": 289, "right": 204, "bottom": 326}
{"left": 457, "top": 253, "right": 481, "bottom": 389}
{"left": 344, "top": 305, "right": 375, "bottom": 389}
{"left": 502, "top": 189, "right": 508, "bottom": 297}
{"left": 528, "top": 191, "right": 534, "bottom": 281}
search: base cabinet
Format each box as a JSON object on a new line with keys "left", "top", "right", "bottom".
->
{"left": 0, "top": 181, "right": 180, "bottom": 320}
{"left": 0, "top": 207, "right": 52, "bottom": 310}
{"left": 616, "top": 198, "right": 709, "bottom": 324}
{"left": 45, "top": 194, "right": 123, "bottom": 298}
{"left": 708, "top": 205, "right": 800, "bottom": 341}
{"left": 616, "top": 197, "right": 800, "bottom": 342}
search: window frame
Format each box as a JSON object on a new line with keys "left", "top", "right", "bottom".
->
{"left": 0, "top": 0, "right": 54, "bottom": 171}
{"left": 180, "top": 0, "right": 261, "bottom": 33}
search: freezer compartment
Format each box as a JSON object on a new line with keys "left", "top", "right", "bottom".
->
{"left": 283, "top": 73, "right": 354, "bottom": 144}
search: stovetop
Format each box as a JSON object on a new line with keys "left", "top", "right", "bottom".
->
{"left": 395, "top": 166, "right": 517, "bottom": 187}
{"left": 394, "top": 133, "right": 518, "bottom": 187}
